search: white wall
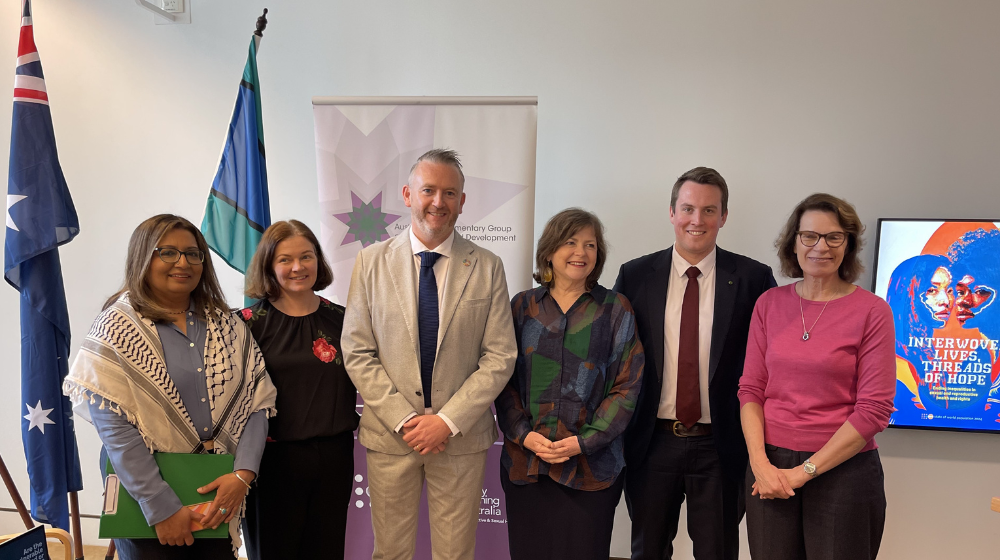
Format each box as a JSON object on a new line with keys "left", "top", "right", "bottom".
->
{"left": 1, "top": 1, "right": 999, "bottom": 558}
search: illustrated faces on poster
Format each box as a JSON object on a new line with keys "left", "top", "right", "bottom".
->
{"left": 946, "top": 228, "right": 1000, "bottom": 329}
{"left": 920, "top": 266, "right": 954, "bottom": 325}
{"left": 954, "top": 273, "right": 995, "bottom": 325}
{"left": 886, "top": 255, "right": 948, "bottom": 370}
{"left": 916, "top": 265, "right": 996, "bottom": 326}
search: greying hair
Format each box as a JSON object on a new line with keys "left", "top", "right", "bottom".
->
{"left": 408, "top": 148, "right": 465, "bottom": 186}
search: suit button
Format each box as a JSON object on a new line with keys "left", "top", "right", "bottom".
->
{"left": 415, "top": 391, "right": 422, "bottom": 396}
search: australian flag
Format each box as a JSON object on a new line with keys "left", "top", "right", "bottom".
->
{"left": 4, "top": 0, "right": 83, "bottom": 531}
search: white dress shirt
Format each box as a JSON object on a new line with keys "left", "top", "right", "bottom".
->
{"left": 658, "top": 247, "right": 716, "bottom": 423}
{"left": 394, "top": 228, "right": 460, "bottom": 435}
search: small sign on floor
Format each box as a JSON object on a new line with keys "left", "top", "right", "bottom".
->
{"left": 0, "top": 526, "right": 50, "bottom": 560}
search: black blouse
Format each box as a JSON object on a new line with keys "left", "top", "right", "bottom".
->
{"left": 241, "top": 298, "right": 359, "bottom": 441}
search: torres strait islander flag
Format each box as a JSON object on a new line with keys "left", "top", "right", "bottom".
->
{"left": 6, "top": 0, "right": 84, "bottom": 531}
{"left": 201, "top": 33, "right": 270, "bottom": 276}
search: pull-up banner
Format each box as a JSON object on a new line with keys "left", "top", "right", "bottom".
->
{"left": 312, "top": 97, "right": 537, "bottom": 559}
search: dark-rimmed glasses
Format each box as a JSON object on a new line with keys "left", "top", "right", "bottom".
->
{"left": 154, "top": 247, "right": 206, "bottom": 265}
{"left": 797, "top": 231, "right": 847, "bottom": 248}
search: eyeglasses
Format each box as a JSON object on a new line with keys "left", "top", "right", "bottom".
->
{"left": 154, "top": 247, "right": 206, "bottom": 265}
{"left": 797, "top": 231, "right": 847, "bottom": 248}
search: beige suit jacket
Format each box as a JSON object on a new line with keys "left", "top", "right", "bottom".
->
{"left": 342, "top": 229, "right": 517, "bottom": 456}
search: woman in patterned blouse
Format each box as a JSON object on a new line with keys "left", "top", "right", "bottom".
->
{"left": 496, "top": 208, "right": 644, "bottom": 560}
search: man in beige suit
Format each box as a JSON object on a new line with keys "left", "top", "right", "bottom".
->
{"left": 342, "top": 149, "right": 517, "bottom": 560}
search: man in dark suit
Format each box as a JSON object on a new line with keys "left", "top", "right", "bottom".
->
{"left": 614, "top": 167, "right": 776, "bottom": 560}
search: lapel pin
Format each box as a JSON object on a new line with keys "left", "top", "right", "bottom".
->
{"left": 728, "top": 280, "right": 733, "bottom": 285}
{"left": 463, "top": 259, "right": 471, "bottom": 267}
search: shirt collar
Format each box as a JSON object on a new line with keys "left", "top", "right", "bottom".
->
{"left": 536, "top": 283, "right": 605, "bottom": 302}
{"left": 672, "top": 246, "right": 717, "bottom": 278}
{"left": 409, "top": 228, "right": 455, "bottom": 258}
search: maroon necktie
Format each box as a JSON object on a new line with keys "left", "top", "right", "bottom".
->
{"left": 676, "top": 266, "right": 701, "bottom": 428}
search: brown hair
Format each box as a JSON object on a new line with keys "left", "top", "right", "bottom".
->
{"left": 670, "top": 167, "right": 729, "bottom": 214}
{"left": 775, "top": 193, "right": 865, "bottom": 283}
{"left": 104, "top": 214, "right": 229, "bottom": 321}
{"left": 533, "top": 208, "right": 608, "bottom": 290}
{"left": 245, "top": 220, "right": 333, "bottom": 300}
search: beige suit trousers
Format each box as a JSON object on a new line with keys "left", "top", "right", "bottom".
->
{"left": 366, "top": 448, "right": 488, "bottom": 560}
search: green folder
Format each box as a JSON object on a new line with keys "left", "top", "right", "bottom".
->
{"left": 100, "top": 452, "right": 234, "bottom": 539}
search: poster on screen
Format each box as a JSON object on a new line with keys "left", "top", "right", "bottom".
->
{"left": 873, "top": 219, "right": 1000, "bottom": 433}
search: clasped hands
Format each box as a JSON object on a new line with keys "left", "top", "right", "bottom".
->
{"left": 402, "top": 414, "right": 451, "bottom": 455}
{"left": 154, "top": 469, "right": 255, "bottom": 546}
{"left": 523, "top": 431, "right": 581, "bottom": 464}
{"left": 749, "top": 460, "right": 810, "bottom": 500}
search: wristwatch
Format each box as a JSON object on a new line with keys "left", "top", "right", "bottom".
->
{"left": 803, "top": 459, "right": 818, "bottom": 477}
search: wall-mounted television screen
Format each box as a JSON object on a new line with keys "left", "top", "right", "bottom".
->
{"left": 872, "top": 219, "right": 1000, "bottom": 433}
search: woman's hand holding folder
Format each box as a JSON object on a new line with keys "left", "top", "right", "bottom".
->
{"left": 155, "top": 507, "right": 203, "bottom": 546}
{"left": 198, "top": 469, "right": 257, "bottom": 530}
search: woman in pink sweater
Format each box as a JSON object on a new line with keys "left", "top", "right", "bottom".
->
{"left": 738, "top": 193, "right": 895, "bottom": 560}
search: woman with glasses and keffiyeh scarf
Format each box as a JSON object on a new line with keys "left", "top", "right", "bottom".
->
{"left": 64, "top": 214, "right": 277, "bottom": 560}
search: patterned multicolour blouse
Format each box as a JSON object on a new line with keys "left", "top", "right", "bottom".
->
{"left": 496, "top": 284, "right": 644, "bottom": 490}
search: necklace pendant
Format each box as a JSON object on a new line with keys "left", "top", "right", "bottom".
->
{"left": 802, "top": 332, "right": 810, "bottom": 341}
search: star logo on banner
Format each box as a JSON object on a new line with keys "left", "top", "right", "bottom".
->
{"left": 24, "top": 400, "right": 55, "bottom": 434}
{"left": 333, "top": 192, "right": 401, "bottom": 248}
{"left": 6, "top": 194, "right": 27, "bottom": 231}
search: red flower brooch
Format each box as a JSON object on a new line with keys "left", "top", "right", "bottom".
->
{"left": 240, "top": 308, "right": 253, "bottom": 320}
{"left": 313, "top": 337, "right": 338, "bottom": 363}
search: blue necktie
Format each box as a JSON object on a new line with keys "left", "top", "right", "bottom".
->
{"left": 418, "top": 251, "right": 442, "bottom": 408}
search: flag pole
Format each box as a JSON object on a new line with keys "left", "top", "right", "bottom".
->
{"left": 255, "top": 8, "right": 268, "bottom": 36}
{"left": 0, "top": 452, "right": 33, "bottom": 530}
{"left": 69, "top": 492, "right": 84, "bottom": 560}
{"left": 1, "top": 452, "right": 84, "bottom": 558}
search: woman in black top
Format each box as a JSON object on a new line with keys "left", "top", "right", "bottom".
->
{"left": 239, "top": 220, "right": 359, "bottom": 560}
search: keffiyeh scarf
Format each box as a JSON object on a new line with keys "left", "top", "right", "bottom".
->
{"left": 63, "top": 292, "right": 277, "bottom": 550}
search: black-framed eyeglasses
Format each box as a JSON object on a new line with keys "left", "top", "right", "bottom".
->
{"left": 797, "top": 231, "right": 847, "bottom": 248}
{"left": 154, "top": 247, "right": 206, "bottom": 265}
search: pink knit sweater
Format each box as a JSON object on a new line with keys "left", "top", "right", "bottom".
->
{"left": 738, "top": 284, "right": 896, "bottom": 453}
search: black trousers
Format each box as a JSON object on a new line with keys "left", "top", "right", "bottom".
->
{"left": 625, "top": 430, "right": 743, "bottom": 560}
{"left": 113, "top": 538, "right": 233, "bottom": 559}
{"left": 242, "top": 432, "right": 355, "bottom": 560}
{"left": 501, "top": 466, "right": 624, "bottom": 560}
{"left": 745, "top": 445, "right": 886, "bottom": 560}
